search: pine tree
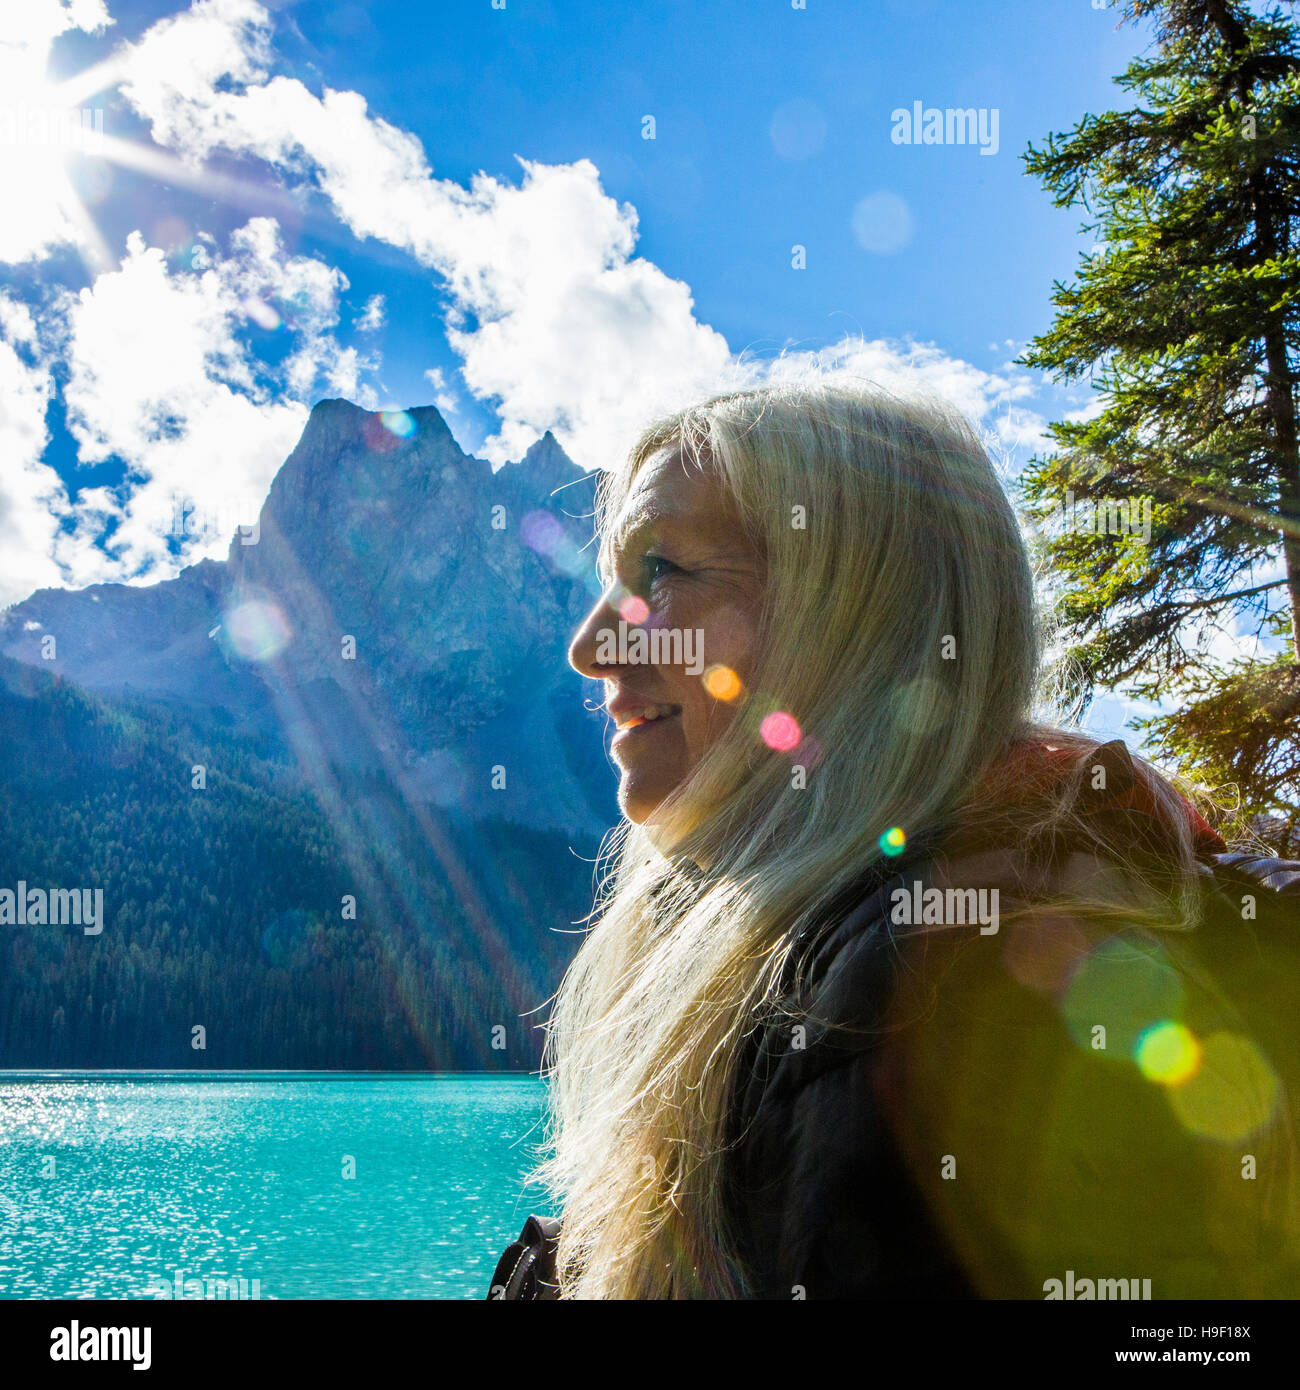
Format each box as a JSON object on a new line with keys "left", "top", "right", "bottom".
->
{"left": 1019, "top": 0, "right": 1300, "bottom": 845}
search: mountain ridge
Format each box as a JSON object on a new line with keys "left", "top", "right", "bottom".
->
{"left": 0, "top": 399, "right": 616, "bottom": 1066}
{"left": 0, "top": 398, "right": 613, "bottom": 837}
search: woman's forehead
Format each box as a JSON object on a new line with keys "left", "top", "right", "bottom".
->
{"left": 612, "top": 447, "right": 717, "bottom": 536}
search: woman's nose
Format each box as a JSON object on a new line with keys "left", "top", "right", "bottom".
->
{"left": 568, "top": 592, "right": 619, "bottom": 679}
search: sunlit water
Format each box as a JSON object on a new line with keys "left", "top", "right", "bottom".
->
{"left": 0, "top": 1072, "right": 551, "bottom": 1300}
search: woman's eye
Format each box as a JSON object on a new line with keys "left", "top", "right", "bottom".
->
{"left": 641, "top": 554, "right": 678, "bottom": 585}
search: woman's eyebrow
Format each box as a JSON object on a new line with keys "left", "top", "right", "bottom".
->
{"left": 608, "top": 506, "right": 686, "bottom": 560}
{"left": 599, "top": 508, "right": 683, "bottom": 585}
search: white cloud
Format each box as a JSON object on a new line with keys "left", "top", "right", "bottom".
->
{"left": 50, "top": 484, "right": 134, "bottom": 589}
{"left": 355, "top": 293, "right": 385, "bottom": 333}
{"left": 1064, "top": 396, "right": 1108, "bottom": 425}
{"left": 117, "top": 0, "right": 741, "bottom": 468}
{"left": 422, "top": 366, "right": 459, "bottom": 417}
{"left": 57, "top": 216, "right": 377, "bottom": 581}
{"left": 766, "top": 335, "right": 1038, "bottom": 426}
{"left": 765, "top": 335, "right": 1045, "bottom": 477}
{"left": 0, "top": 0, "right": 113, "bottom": 49}
{"left": 4, "top": 0, "right": 1055, "bottom": 604}
{"left": 0, "top": 292, "right": 66, "bottom": 607}
{"left": 115, "top": 0, "right": 1048, "bottom": 476}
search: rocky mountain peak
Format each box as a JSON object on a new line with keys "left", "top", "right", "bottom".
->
{"left": 0, "top": 401, "right": 611, "bottom": 834}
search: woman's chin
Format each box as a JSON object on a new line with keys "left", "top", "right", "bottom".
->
{"left": 618, "top": 786, "right": 664, "bottom": 827}
{"left": 618, "top": 773, "right": 681, "bottom": 830}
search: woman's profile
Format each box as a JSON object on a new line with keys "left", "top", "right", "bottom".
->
{"left": 490, "top": 380, "right": 1300, "bottom": 1300}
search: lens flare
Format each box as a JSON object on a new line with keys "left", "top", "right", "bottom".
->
{"left": 153, "top": 216, "right": 189, "bottom": 253}
{"left": 225, "top": 600, "right": 291, "bottom": 661}
{"left": 418, "top": 748, "right": 468, "bottom": 810}
{"left": 1000, "top": 912, "right": 1091, "bottom": 998}
{"left": 704, "top": 664, "right": 743, "bottom": 702}
{"left": 521, "top": 511, "right": 561, "bottom": 553}
{"left": 878, "top": 826, "right": 907, "bottom": 856}
{"left": 794, "top": 734, "right": 824, "bottom": 769}
{"left": 1135, "top": 1021, "right": 1202, "bottom": 1086}
{"left": 620, "top": 595, "right": 649, "bottom": 624}
{"left": 760, "top": 711, "right": 801, "bottom": 751}
{"left": 1060, "top": 934, "right": 1183, "bottom": 1057}
{"left": 521, "top": 510, "right": 588, "bottom": 579}
{"left": 1167, "top": 1032, "right": 1282, "bottom": 1142}
{"left": 260, "top": 908, "right": 309, "bottom": 966}
{"left": 242, "top": 298, "right": 281, "bottom": 331}
{"left": 380, "top": 410, "right": 415, "bottom": 438}
{"left": 363, "top": 413, "right": 401, "bottom": 451}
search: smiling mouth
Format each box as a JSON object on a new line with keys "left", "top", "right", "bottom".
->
{"left": 611, "top": 705, "right": 681, "bottom": 742}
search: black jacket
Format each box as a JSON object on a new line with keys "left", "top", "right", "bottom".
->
{"left": 724, "top": 770, "right": 1300, "bottom": 1300}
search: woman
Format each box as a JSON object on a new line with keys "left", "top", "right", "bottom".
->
{"left": 510, "top": 380, "right": 1299, "bottom": 1300}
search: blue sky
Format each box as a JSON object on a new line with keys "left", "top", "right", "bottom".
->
{"left": 1, "top": 0, "right": 1191, "bottom": 734}
{"left": 35, "top": 0, "right": 1147, "bottom": 432}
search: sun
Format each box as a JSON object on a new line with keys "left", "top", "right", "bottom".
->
{"left": 0, "top": 41, "right": 118, "bottom": 268}
{"left": 0, "top": 33, "right": 282, "bottom": 277}
{"left": 0, "top": 11, "right": 303, "bottom": 277}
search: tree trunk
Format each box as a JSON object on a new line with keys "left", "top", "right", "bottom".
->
{"left": 1205, "top": 0, "right": 1300, "bottom": 652}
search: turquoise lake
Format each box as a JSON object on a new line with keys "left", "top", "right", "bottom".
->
{"left": 0, "top": 1072, "right": 552, "bottom": 1300}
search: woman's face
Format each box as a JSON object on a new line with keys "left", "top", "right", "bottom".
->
{"left": 569, "top": 447, "right": 765, "bottom": 825}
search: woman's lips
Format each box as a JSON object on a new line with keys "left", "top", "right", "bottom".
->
{"left": 611, "top": 709, "right": 681, "bottom": 747}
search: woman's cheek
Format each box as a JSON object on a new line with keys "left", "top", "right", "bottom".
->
{"left": 700, "top": 603, "right": 758, "bottom": 684}
{"left": 681, "top": 607, "right": 758, "bottom": 760}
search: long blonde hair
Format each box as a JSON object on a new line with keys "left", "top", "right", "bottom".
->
{"left": 536, "top": 379, "right": 1207, "bottom": 1298}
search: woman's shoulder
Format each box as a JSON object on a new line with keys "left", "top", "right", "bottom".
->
{"left": 791, "top": 734, "right": 1237, "bottom": 999}
{"left": 730, "top": 835, "right": 1300, "bottom": 1299}
{"left": 725, "top": 737, "right": 1300, "bottom": 1297}
{"left": 787, "top": 835, "right": 1168, "bottom": 1034}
